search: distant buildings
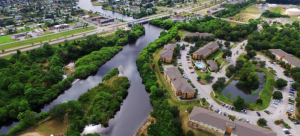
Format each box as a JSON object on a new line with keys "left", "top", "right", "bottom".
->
{"left": 164, "top": 67, "right": 195, "bottom": 99}
{"left": 183, "top": 32, "right": 213, "bottom": 38}
{"left": 192, "top": 42, "right": 219, "bottom": 60}
{"left": 269, "top": 49, "right": 300, "bottom": 68}
{"left": 89, "top": 16, "right": 115, "bottom": 24}
{"left": 160, "top": 44, "right": 176, "bottom": 63}
{"left": 170, "top": 15, "right": 185, "bottom": 22}
{"left": 189, "top": 107, "right": 277, "bottom": 136}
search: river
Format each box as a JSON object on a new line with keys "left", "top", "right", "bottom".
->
{"left": 0, "top": 0, "right": 163, "bottom": 134}
{"left": 77, "top": 0, "right": 134, "bottom": 21}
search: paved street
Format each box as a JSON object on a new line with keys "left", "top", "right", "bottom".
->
{"left": 177, "top": 40, "right": 300, "bottom": 136}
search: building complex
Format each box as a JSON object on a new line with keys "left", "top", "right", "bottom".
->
{"left": 164, "top": 67, "right": 195, "bottom": 99}
{"left": 189, "top": 107, "right": 277, "bottom": 136}
{"left": 192, "top": 41, "right": 219, "bottom": 60}
{"left": 269, "top": 49, "right": 300, "bottom": 68}
{"left": 160, "top": 44, "right": 176, "bottom": 63}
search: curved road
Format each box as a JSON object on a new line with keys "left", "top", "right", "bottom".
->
{"left": 178, "top": 40, "right": 299, "bottom": 136}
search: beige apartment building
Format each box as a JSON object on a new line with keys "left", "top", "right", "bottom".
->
{"left": 160, "top": 44, "right": 176, "bottom": 63}
{"left": 189, "top": 107, "right": 277, "bottom": 136}
{"left": 164, "top": 67, "right": 195, "bottom": 99}
{"left": 269, "top": 49, "right": 300, "bottom": 68}
{"left": 192, "top": 41, "right": 219, "bottom": 60}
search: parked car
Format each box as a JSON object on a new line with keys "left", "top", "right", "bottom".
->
{"left": 231, "top": 107, "right": 234, "bottom": 110}
{"left": 222, "top": 103, "right": 225, "bottom": 106}
{"left": 215, "top": 109, "right": 219, "bottom": 113}
{"left": 288, "top": 102, "right": 294, "bottom": 105}
{"left": 209, "top": 105, "right": 213, "bottom": 108}
{"left": 244, "top": 110, "right": 247, "bottom": 114}
{"left": 290, "top": 93, "right": 294, "bottom": 96}
{"left": 191, "top": 71, "right": 194, "bottom": 73}
{"left": 256, "top": 112, "right": 261, "bottom": 117}
{"left": 218, "top": 111, "right": 222, "bottom": 115}
{"left": 289, "top": 91, "right": 295, "bottom": 94}
{"left": 294, "top": 121, "right": 300, "bottom": 125}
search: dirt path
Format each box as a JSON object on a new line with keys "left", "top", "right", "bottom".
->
{"left": 20, "top": 132, "right": 41, "bottom": 136}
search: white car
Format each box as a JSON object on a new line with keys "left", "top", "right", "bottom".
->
{"left": 271, "top": 105, "right": 277, "bottom": 108}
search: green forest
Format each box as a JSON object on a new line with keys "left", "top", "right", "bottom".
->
{"left": 246, "top": 22, "right": 300, "bottom": 58}
{"left": 215, "top": 0, "right": 255, "bottom": 18}
{"left": 150, "top": 15, "right": 258, "bottom": 41}
{"left": 0, "top": 24, "right": 145, "bottom": 134}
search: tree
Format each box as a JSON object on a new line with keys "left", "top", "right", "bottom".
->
{"left": 276, "top": 78, "right": 287, "bottom": 88}
{"left": 49, "top": 103, "right": 67, "bottom": 120}
{"left": 256, "top": 98, "right": 263, "bottom": 104}
{"left": 204, "top": 75, "right": 214, "bottom": 82}
{"left": 273, "top": 91, "right": 283, "bottom": 100}
{"left": 283, "top": 70, "right": 290, "bottom": 76}
{"left": 197, "top": 76, "right": 201, "bottom": 81}
{"left": 175, "top": 35, "right": 181, "bottom": 41}
{"left": 247, "top": 50, "right": 257, "bottom": 58}
{"left": 17, "top": 110, "right": 36, "bottom": 126}
{"left": 291, "top": 82, "right": 300, "bottom": 89}
{"left": 224, "top": 41, "right": 230, "bottom": 47}
{"left": 233, "top": 96, "right": 245, "bottom": 110}
{"left": 128, "top": 32, "right": 138, "bottom": 42}
{"left": 201, "top": 98, "right": 206, "bottom": 104}
{"left": 186, "top": 130, "right": 195, "bottom": 136}
{"left": 258, "top": 118, "right": 267, "bottom": 126}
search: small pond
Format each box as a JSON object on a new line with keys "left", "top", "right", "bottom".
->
{"left": 222, "top": 72, "right": 266, "bottom": 104}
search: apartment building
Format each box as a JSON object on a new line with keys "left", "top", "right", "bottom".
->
{"left": 192, "top": 41, "right": 219, "bottom": 60}
{"left": 189, "top": 107, "right": 277, "bottom": 136}
{"left": 164, "top": 67, "right": 195, "bottom": 99}
{"left": 269, "top": 49, "right": 300, "bottom": 68}
{"left": 160, "top": 44, "right": 176, "bottom": 63}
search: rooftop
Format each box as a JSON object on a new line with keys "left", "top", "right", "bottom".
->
{"left": 160, "top": 44, "right": 176, "bottom": 59}
{"left": 193, "top": 41, "right": 219, "bottom": 56}
{"left": 165, "top": 67, "right": 195, "bottom": 93}
{"left": 189, "top": 107, "right": 277, "bottom": 136}
{"left": 269, "top": 49, "right": 300, "bottom": 67}
{"left": 207, "top": 60, "right": 218, "bottom": 71}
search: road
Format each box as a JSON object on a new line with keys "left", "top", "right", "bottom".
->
{"left": 0, "top": 13, "right": 170, "bottom": 58}
{"left": 177, "top": 40, "right": 300, "bottom": 136}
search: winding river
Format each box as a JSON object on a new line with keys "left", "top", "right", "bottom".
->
{"left": 0, "top": 0, "right": 163, "bottom": 134}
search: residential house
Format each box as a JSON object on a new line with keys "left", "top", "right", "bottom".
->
{"left": 269, "top": 49, "right": 300, "bottom": 68}
{"left": 15, "top": 15, "right": 22, "bottom": 20}
{"left": 170, "top": 15, "right": 185, "bottom": 22}
{"left": 189, "top": 107, "right": 277, "bottom": 136}
{"left": 44, "top": 18, "right": 53, "bottom": 23}
{"left": 164, "top": 67, "right": 195, "bottom": 99}
{"left": 183, "top": 32, "right": 213, "bottom": 38}
{"left": 192, "top": 42, "right": 219, "bottom": 60}
{"left": 160, "top": 44, "right": 176, "bottom": 63}
{"left": 207, "top": 60, "right": 218, "bottom": 71}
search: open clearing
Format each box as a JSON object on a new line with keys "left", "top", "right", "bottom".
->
{"left": 227, "top": 6, "right": 260, "bottom": 22}
{"left": 19, "top": 119, "right": 67, "bottom": 136}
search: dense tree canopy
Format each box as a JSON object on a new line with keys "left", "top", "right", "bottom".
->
{"left": 215, "top": 0, "right": 255, "bottom": 18}
{"left": 150, "top": 15, "right": 258, "bottom": 41}
{"left": 272, "top": 91, "right": 283, "bottom": 100}
{"left": 0, "top": 24, "right": 145, "bottom": 128}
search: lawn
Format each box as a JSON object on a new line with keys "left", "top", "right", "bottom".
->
{"left": 195, "top": 70, "right": 211, "bottom": 84}
{"left": 178, "top": 29, "right": 191, "bottom": 37}
{"left": 153, "top": 48, "right": 213, "bottom": 136}
{"left": 287, "top": 16, "right": 300, "bottom": 22}
{"left": 270, "top": 7, "right": 285, "bottom": 14}
{"left": 249, "top": 68, "right": 274, "bottom": 110}
{"left": 227, "top": 5, "right": 260, "bottom": 22}
{"left": 0, "top": 27, "right": 96, "bottom": 51}
{"left": 207, "top": 50, "right": 223, "bottom": 60}
{"left": 0, "top": 35, "right": 16, "bottom": 43}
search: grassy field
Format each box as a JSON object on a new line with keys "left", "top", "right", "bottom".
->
{"left": 0, "top": 35, "right": 16, "bottom": 43}
{"left": 20, "top": 119, "right": 67, "bottom": 136}
{"left": 0, "top": 27, "right": 96, "bottom": 51}
{"left": 270, "top": 7, "right": 285, "bottom": 14}
{"left": 178, "top": 29, "right": 191, "bottom": 37}
{"left": 152, "top": 48, "right": 213, "bottom": 136}
{"left": 227, "top": 5, "right": 260, "bottom": 22}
